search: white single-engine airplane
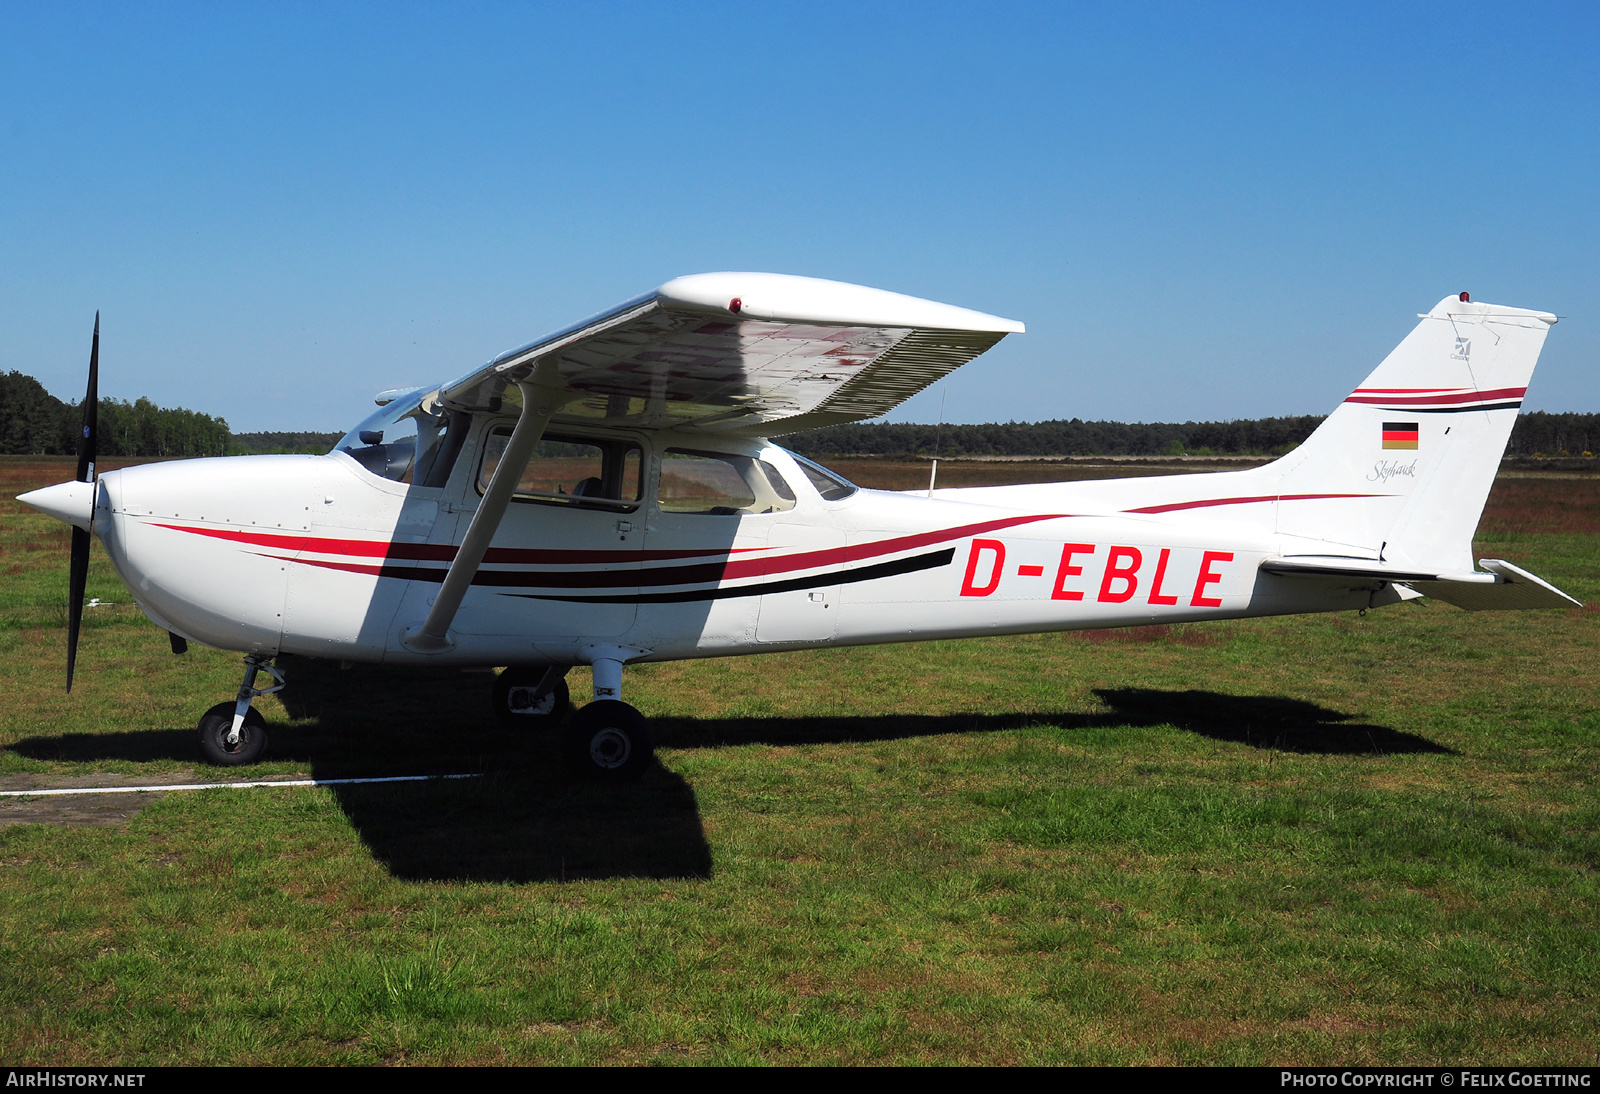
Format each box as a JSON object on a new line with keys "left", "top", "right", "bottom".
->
{"left": 20, "top": 274, "right": 1582, "bottom": 779}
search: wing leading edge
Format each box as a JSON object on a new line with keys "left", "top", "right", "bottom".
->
{"left": 439, "top": 273, "right": 1025, "bottom": 435}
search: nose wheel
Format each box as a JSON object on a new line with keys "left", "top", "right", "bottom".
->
{"left": 197, "top": 654, "right": 282, "bottom": 766}
{"left": 198, "top": 702, "right": 268, "bottom": 765}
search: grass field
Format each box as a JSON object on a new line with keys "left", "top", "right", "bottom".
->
{"left": 1, "top": 454, "right": 1596, "bottom": 1065}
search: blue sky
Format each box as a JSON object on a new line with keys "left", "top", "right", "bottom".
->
{"left": 3, "top": 2, "right": 1596, "bottom": 432}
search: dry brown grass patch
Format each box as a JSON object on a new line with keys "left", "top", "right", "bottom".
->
{"left": 1288, "top": 1015, "right": 1379, "bottom": 1035}
{"left": 1479, "top": 478, "right": 1600, "bottom": 536}
{"left": 1075, "top": 625, "right": 1222, "bottom": 647}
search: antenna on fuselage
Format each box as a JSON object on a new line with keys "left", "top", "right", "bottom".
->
{"left": 927, "top": 385, "right": 948, "bottom": 498}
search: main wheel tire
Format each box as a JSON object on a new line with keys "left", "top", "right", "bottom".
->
{"left": 562, "top": 700, "right": 653, "bottom": 782}
{"left": 197, "top": 701, "right": 268, "bottom": 766}
{"left": 492, "top": 667, "right": 570, "bottom": 728}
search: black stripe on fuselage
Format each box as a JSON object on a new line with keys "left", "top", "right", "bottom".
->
{"left": 329, "top": 560, "right": 727, "bottom": 587}
{"left": 506, "top": 548, "right": 957, "bottom": 604}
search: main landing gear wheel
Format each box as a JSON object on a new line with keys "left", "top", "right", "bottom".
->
{"left": 493, "top": 667, "right": 570, "bottom": 728}
{"left": 562, "top": 700, "right": 653, "bottom": 782}
{"left": 197, "top": 702, "right": 268, "bottom": 767}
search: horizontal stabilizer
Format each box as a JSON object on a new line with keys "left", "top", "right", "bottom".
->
{"left": 1408, "top": 559, "right": 1583, "bottom": 611}
{"left": 1261, "top": 556, "right": 1581, "bottom": 610}
{"left": 1260, "top": 556, "right": 1490, "bottom": 584}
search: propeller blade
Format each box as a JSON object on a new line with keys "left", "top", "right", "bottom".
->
{"left": 76, "top": 313, "right": 98, "bottom": 483}
{"left": 66, "top": 314, "right": 99, "bottom": 693}
{"left": 67, "top": 527, "right": 89, "bottom": 692}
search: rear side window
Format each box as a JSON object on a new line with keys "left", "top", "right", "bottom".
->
{"left": 659, "top": 450, "right": 798, "bottom": 515}
{"left": 479, "top": 429, "right": 642, "bottom": 511}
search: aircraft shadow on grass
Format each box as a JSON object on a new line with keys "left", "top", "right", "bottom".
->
{"left": 9, "top": 661, "right": 1447, "bottom": 883}
{"left": 650, "top": 687, "right": 1449, "bottom": 758}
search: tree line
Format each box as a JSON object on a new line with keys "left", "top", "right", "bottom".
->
{"left": 3, "top": 368, "right": 1594, "bottom": 461}
{"left": 785, "top": 415, "right": 1326, "bottom": 458}
{"left": 229, "top": 432, "right": 342, "bottom": 455}
{"left": 786, "top": 411, "right": 1600, "bottom": 459}
{"left": 1504, "top": 412, "right": 1600, "bottom": 457}
{"left": 0, "top": 371, "right": 230, "bottom": 458}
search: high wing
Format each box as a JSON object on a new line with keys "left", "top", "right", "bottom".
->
{"left": 438, "top": 273, "right": 1025, "bottom": 435}
{"left": 407, "top": 273, "right": 1023, "bottom": 652}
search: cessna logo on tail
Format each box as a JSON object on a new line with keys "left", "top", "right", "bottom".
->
{"left": 1452, "top": 337, "right": 1471, "bottom": 361}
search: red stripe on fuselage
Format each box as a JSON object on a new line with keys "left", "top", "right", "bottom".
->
{"left": 150, "top": 524, "right": 767, "bottom": 564}
{"left": 1124, "top": 493, "right": 1381, "bottom": 515}
{"left": 158, "top": 513, "right": 1068, "bottom": 588}
{"left": 713, "top": 514, "right": 1066, "bottom": 581}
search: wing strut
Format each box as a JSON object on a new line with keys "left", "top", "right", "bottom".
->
{"left": 403, "top": 369, "right": 566, "bottom": 652}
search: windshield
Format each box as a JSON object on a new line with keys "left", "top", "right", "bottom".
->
{"left": 333, "top": 390, "right": 467, "bottom": 487}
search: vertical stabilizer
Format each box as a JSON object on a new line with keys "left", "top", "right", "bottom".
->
{"left": 1268, "top": 295, "right": 1556, "bottom": 572}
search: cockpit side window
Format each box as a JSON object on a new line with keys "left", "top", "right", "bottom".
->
{"left": 659, "top": 450, "right": 798, "bottom": 516}
{"left": 785, "top": 451, "right": 859, "bottom": 501}
{"left": 478, "top": 428, "right": 643, "bottom": 511}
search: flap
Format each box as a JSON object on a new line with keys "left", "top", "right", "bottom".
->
{"left": 439, "top": 273, "right": 1024, "bottom": 435}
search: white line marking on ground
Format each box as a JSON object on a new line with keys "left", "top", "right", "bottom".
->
{"left": 0, "top": 774, "right": 484, "bottom": 798}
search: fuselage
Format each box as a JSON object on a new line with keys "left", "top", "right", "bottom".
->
{"left": 79, "top": 409, "right": 1384, "bottom": 668}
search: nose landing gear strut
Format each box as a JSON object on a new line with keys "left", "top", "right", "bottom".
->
{"left": 197, "top": 654, "right": 283, "bottom": 766}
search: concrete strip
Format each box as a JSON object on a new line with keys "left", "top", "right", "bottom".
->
{"left": 0, "top": 773, "right": 483, "bottom": 798}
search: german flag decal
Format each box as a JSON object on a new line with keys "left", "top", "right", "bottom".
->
{"left": 1382, "top": 422, "right": 1419, "bottom": 450}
